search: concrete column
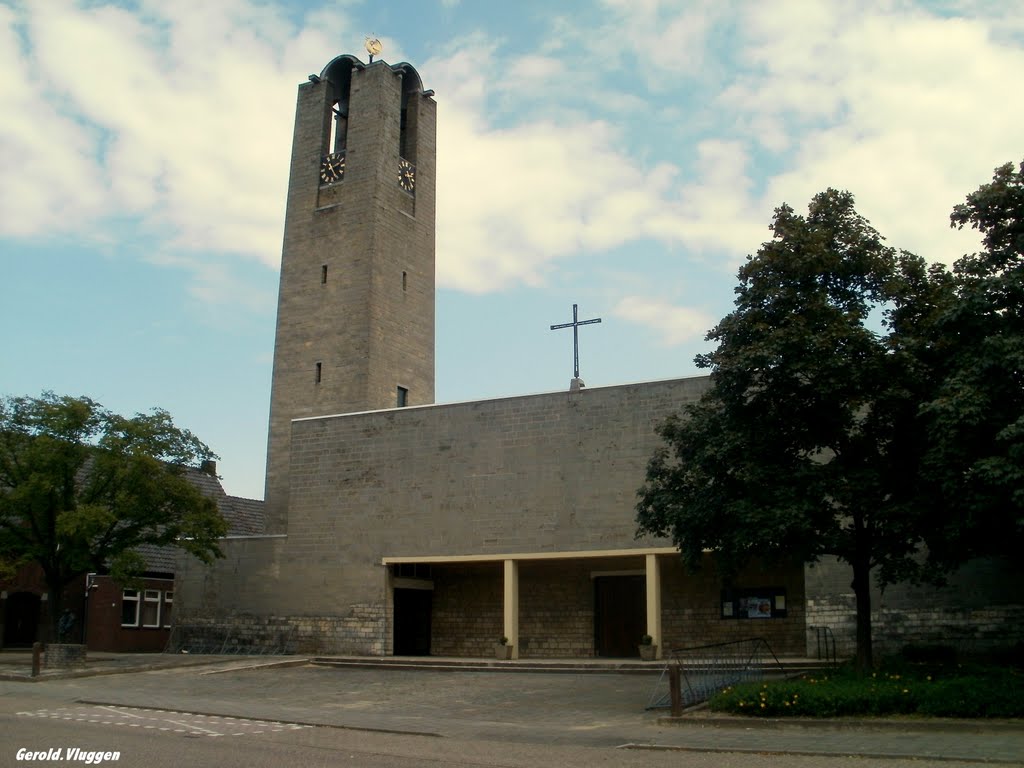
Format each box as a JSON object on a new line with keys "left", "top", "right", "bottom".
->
{"left": 645, "top": 553, "right": 663, "bottom": 660}
{"left": 503, "top": 559, "right": 519, "bottom": 659}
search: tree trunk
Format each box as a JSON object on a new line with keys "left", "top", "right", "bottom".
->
{"left": 851, "top": 556, "right": 874, "bottom": 674}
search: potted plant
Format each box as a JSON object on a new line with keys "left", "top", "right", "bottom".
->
{"left": 638, "top": 634, "right": 657, "bottom": 661}
{"left": 495, "top": 636, "right": 513, "bottom": 660}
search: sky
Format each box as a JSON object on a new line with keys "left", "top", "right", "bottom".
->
{"left": 2, "top": 0, "right": 1022, "bottom": 500}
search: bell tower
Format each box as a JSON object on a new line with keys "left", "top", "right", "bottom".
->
{"left": 264, "top": 54, "right": 436, "bottom": 533}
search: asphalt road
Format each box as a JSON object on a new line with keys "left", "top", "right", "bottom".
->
{"left": 0, "top": 701, "right": 1002, "bottom": 768}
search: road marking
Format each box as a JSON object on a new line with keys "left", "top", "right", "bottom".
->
{"left": 164, "top": 718, "right": 223, "bottom": 736}
{"left": 18, "top": 705, "right": 313, "bottom": 739}
{"left": 99, "top": 705, "right": 145, "bottom": 719}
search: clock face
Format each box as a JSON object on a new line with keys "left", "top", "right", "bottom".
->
{"left": 320, "top": 152, "right": 345, "bottom": 184}
{"left": 398, "top": 158, "right": 415, "bottom": 194}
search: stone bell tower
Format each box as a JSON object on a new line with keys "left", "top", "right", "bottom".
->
{"left": 264, "top": 54, "right": 436, "bottom": 533}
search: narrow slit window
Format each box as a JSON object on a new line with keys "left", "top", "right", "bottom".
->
{"left": 402, "top": 271, "right": 407, "bottom": 291}
{"left": 397, "top": 386, "right": 408, "bottom": 407}
{"left": 315, "top": 362, "right": 323, "bottom": 384}
{"left": 321, "top": 264, "right": 328, "bottom": 284}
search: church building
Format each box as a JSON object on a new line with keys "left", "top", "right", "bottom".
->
{"left": 175, "top": 53, "right": 1021, "bottom": 660}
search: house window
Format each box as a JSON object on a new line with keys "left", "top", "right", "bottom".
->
{"left": 121, "top": 589, "right": 140, "bottom": 627}
{"left": 397, "top": 386, "right": 408, "bottom": 407}
{"left": 141, "top": 589, "right": 161, "bottom": 627}
{"left": 163, "top": 591, "right": 173, "bottom": 628}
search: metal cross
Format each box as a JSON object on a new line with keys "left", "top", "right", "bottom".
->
{"left": 550, "top": 303, "right": 602, "bottom": 379}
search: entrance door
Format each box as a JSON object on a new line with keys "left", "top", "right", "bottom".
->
{"left": 594, "top": 576, "right": 645, "bottom": 657}
{"left": 393, "top": 588, "right": 432, "bottom": 656}
{"left": 3, "top": 591, "right": 41, "bottom": 647}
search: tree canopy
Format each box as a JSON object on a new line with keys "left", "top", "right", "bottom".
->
{"left": 0, "top": 392, "right": 227, "bottom": 638}
{"left": 635, "top": 188, "right": 955, "bottom": 671}
{"left": 921, "top": 160, "right": 1024, "bottom": 565}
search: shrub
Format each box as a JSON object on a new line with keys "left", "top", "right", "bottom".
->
{"left": 900, "top": 644, "right": 958, "bottom": 665}
{"left": 708, "top": 662, "right": 1024, "bottom": 719}
{"left": 918, "top": 674, "right": 1024, "bottom": 718}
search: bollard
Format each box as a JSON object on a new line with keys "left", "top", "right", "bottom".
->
{"left": 31, "top": 642, "right": 42, "bottom": 677}
{"left": 668, "top": 662, "right": 682, "bottom": 717}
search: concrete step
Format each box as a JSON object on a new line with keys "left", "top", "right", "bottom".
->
{"left": 310, "top": 655, "right": 837, "bottom": 676}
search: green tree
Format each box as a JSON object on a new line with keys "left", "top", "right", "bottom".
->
{"left": 921, "top": 160, "right": 1024, "bottom": 565}
{"left": 0, "top": 393, "right": 227, "bottom": 641}
{"left": 635, "top": 189, "right": 952, "bottom": 672}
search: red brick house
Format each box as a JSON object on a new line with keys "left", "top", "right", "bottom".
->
{"left": 0, "top": 464, "right": 262, "bottom": 652}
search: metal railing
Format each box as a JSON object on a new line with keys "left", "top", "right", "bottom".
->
{"left": 811, "top": 625, "right": 838, "bottom": 667}
{"left": 646, "top": 637, "right": 785, "bottom": 710}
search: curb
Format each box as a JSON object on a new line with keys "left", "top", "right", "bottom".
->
{"left": 658, "top": 713, "right": 1024, "bottom": 733}
{"left": 72, "top": 700, "right": 443, "bottom": 739}
{"left": 0, "top": 656, "right": 309, "bottom": 682}
{"left": 621, "top": 742, "right": 1024, "bottom": 765}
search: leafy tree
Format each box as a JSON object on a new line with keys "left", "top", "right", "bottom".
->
{"left": 635, "top": 189, "right": 953, "bottom": 672}
{"left": 921, "top": 160, "right": 1024, "bottom": 564}
{"left": 0, "top": 393, "right": 227, "bottom": 640}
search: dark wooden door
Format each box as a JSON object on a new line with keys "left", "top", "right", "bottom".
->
{"left": 393, "top": 588, "right": 432, "bottom": 656}
{"left": 3, "top": 591, "right": 41, "bottom": 647}
{"left": 594, "top": 576, "right": 645, "bottom": 657}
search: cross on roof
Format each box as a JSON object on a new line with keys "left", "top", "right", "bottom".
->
{"left": 549, "top": 303, "right": 602, "bottom": 380}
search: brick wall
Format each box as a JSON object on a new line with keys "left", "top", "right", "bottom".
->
{"left": 430, "top": 564, "right": 502, "bottom": 657}
{"left": 519, "top": 562, "right": 596, "bottom": 658}
{"left": 177, "top": 377, "right": 712, "bottom": 656}
{"left": 658, "top": 554, "right": 805, "bottom": 655}
{"left": 86, "top": 576, "right": 173, "bottom": 652}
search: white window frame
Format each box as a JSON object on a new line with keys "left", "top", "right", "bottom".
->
{"left": 141, "top": 589, "right": 161, "bottom": 628}
{"left": 121, "top": 589, "right": 140, "bottom": 627}
{"left": 162, "top": 590, "right": 173, "bottom": 628}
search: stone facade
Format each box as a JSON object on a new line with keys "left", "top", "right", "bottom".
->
{"left": 172, "top": 612, "right": 386, "bottom": 656}
{"left": 660, "top": 556, "right": 805, "bottom": 654}
{"left": 264, "top": 57, "right": 436, "bottom": 534}
{"left": 174, "top": 52, "right": 1023, "bottom": 662}
{"left": 430, "top": 564, "right": 502, "bottom": 657}
{"left": 285, "top": 377, "right": 711, "bottom": 556}
{"left": 806, "top": 556, "right": 1024, "bottom": 658}
{"left": 180, "top": 376, "right": 780, "bottom": 657}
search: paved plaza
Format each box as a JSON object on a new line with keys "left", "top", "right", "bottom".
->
{"left": 1, "top": 653, "right": 1022, "bottom": 764}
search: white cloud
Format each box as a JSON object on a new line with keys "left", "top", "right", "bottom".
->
{"left": 612, "top": 295, "right": 714, "bottom": 347}
{"left": 1, "top": 0, "right": 1020, "bottom": 311}
{"left": 0, "top": 4, "right": 108, "bottom": 236}
{"left": 727, "top": 2, "right": 1024, "bottom": 265}
{"left": 430, "top": 40, "right": 692, "bottom": 293}
{"left": 0, "top": 0, "right": 345, "bottom": 293}
{"left": 426, "top": 0, "right": 1022, "bottom": 295}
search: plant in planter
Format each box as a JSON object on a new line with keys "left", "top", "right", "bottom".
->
{"left": 638, "top": 634, "right": 657, "bottom": 661}
{"left": 495, "top": 636, "right": 513, "bottom": 660}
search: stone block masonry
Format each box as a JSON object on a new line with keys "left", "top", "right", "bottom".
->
{"left": 177, "top": 377, "right": 717, "bottom": 656}
{"left": 176, "top": 608, "right": 387, "bottom": 656}
{"left": 45, "top": 643, "right": 86, "bottom": 669}
{"left": 285, "top": 376, "right": 712, "bottom": 559}
{"left": 804, "top": 556, "right": 1024, "bottom": 659}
